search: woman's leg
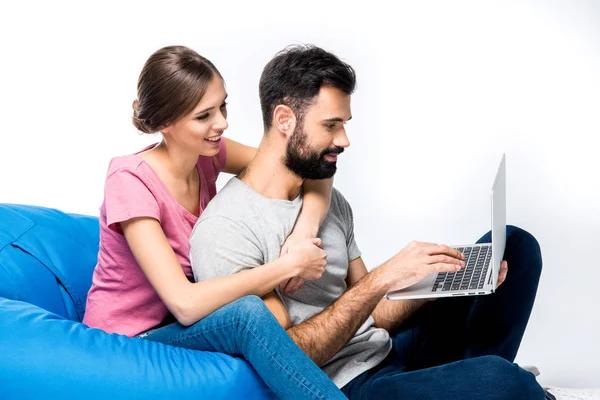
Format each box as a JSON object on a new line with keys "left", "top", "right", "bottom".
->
{"left": 138, "top": 295, "right": 346, "bottom": 400}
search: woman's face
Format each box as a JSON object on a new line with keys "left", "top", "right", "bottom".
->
{"left": 162, "top": 76, "right": 228, "bottom": 157}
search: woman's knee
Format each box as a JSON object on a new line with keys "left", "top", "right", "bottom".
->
{"left": 230, "top": 295, "right": 273, "bottom": 324}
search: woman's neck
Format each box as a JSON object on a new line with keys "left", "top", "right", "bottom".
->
{"left": 141, "top": 140, "right": 199, "bottom": 184}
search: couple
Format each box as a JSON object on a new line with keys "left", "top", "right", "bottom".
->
{"left": 84, "top": 44, "right": 555, "bottom": 399}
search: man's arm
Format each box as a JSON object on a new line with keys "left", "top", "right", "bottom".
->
{"left": 345, "top": 257, "right": 429, "bottom": 332}
{"left": 264, "top": 242, "right": 466, "bottom": 365}
{"left": 263, "top": 290, "right": 292, "bottom": 329}
{"left": 282, "top": 257, "right": 425, "bottom": 366}
{"left": 285, "top": 261, "right": 388, "bottom": 366}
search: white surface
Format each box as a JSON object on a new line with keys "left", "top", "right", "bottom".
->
{"left": 1, "top": 0, "right": 598, "bottom": 388}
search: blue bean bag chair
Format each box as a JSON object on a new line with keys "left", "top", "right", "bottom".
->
{"left": 0, "top": 204, "right": 274, "bottom": 399}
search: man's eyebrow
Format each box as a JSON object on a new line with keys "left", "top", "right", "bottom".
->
{"left": 323, "top": 116, "right": 352, "bottom": 123}
{"left": 194, "top": 95, "right": 229, "bottom": 116}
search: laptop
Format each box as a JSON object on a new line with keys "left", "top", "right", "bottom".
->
{"left": 386, "top": 153, "right": 507, "bottom": 300}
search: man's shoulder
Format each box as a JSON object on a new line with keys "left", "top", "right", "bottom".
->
{"left": 331, "top": 187, "right": 349, "bottom": 204}
{"left": 330, "top": 187, "right": 353, "bottom": 216}
{"left": 199, "top": 178, "right": 252, "bottom": 222}
{"left": 192, "top": 177, "right": 266, "bottom": 241}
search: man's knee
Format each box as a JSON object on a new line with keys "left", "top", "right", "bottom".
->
{"left": 507, "top": 225, "right": 541, "bottom": 253}
{"left": 506, "top": 225, "right": 543, "bottom": 277}
{"left": 476, "top": 356, "right": 544, "bottom": 399}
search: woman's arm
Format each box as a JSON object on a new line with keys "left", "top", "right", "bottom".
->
{"left": 291, "top": 178, "right": 333, "bottom": 238}
{"left": 121, "top": 217, "right": 300, "bottom": 326}
{"left": 222, "top": 139, "right": 334, "bottom": 229}
{"left": 221, "top": 138, "right": 334, "bottom": 294}
{"left": 222, "top": 138, "right": 256, "bottom": 175}
{"left": 279, "top": 178, "right": 333, "bottom": 295}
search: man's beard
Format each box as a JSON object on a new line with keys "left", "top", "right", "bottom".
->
{"left": 284, "top": 123, "right": 344, "bottom": 180}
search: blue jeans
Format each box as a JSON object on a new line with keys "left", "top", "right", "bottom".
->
{"left": 138, "top": 295, "right": 346, "bottom": 400}
{"left": 342, "top": 226, "right": 548, "bottom": 399}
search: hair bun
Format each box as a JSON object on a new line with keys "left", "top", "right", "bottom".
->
{"left": 132, "top": 99, "right": 152, "bottom": 133}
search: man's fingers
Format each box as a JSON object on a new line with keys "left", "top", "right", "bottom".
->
{"left": 280, "top": 244, "right": 289, "bottom": 257}
{"left": 499, "top": 269, "right": 507, "bottom": 282}
{"left": 289, "top": 278, "right": 305, "bottom": 294}
{"left": 429, "top": 244, "right": 465, "bottom": 260}
{"left": 282, "top": 277, "right": 304, "bottom": 295}
{"left": 429, "top": 254, "right": 465, "bottom": 266}
{"left": 414, "top": 241, "right": 437, "bottom": 247}
{"left": 409, "top": 241, "right": 464, "bottom": 260}
{"left": 279, "top": 278, "right": 293, "bottom": 295}
{"left": 497, "top": 261, "right": 508, "bottom": 288}
{"left": 432, "top": 262, "right": 464, "bottom": 274}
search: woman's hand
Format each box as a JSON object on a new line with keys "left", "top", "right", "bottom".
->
{"left": 280, "top": 237, "right": 327, "bottom": 295}
{"left": 279, "top": 229, "right": 321, "bottom": 295}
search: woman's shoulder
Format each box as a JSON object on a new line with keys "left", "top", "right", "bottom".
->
{"left": 105, "top": 144, "right": 157, "bottom": 177}
{"left": 106, "top": 154, "right": 144, "bottom": 175}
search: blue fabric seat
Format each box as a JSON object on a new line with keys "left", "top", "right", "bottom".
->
{"left": 0, "top": 203, "right": 274, "bottom": 399}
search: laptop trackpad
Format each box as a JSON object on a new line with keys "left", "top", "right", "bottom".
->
{"left": 389, "top": 274, "right": 435, "bottom": 295}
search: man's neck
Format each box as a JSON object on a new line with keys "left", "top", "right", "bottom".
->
{"left": 240, "top": 137, "right": 303, "bottom": 201}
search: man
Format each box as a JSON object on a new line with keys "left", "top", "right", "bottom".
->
{"left": 189, "top": 44, "right": 550, "bottom": 399}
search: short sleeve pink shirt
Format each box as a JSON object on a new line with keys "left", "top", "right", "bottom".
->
{"left": 83, "top": 141, "right": 227, "bottom": 337}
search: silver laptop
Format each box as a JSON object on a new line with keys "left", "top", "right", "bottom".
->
{"left": 386, "top": 154, "right": 507, "bottom": 300}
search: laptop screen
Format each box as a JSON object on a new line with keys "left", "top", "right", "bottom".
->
{"left": 490, "top": 153, "right": 507, "bottom": 290}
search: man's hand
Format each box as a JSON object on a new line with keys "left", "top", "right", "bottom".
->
{"left": 496, "top": 260, "right": 508, "bottom": 289}
{"left": 279, "top": 275, "right": 305, "bottom": 296}
{"left": 375, "top": 241, "right": 466, "bottom": 293}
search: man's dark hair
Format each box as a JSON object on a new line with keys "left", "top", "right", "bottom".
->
{"left": 259, "top": 44, "right": 356, "bottom": 131}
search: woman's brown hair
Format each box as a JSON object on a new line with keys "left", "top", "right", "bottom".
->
{"left": 132, "top": 46, "right": 222, "bottom": 133}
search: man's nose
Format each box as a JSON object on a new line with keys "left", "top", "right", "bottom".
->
{"left": 333, "top": 129, "right": 350, "bottom": 148}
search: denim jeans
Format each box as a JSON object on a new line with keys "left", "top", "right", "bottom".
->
{"left": 342, "top": 226, "right": 548, "bottom": 399}
{"left": 138, "top": 295, "right": 346, "bottom": 400}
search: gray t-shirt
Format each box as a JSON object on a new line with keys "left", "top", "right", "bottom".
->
{"left": 190, "top": 177, "right": 391, "bottom": 388}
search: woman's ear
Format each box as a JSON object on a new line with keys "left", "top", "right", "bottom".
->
{"left": 159, "top": 124, "right": 171, "bottom": 135}
{"left": 272, "top": 105, "right": 296, "bottom": 138}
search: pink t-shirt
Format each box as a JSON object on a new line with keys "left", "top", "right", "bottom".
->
{"left": 83, "top": 141, "right": 227, "bottom": 337}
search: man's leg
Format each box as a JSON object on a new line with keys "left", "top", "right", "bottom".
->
{"left": 342, "top": 355, "right": 546, "bottom": 400}
{"left": 390, "top": 225, "right": 542, "bottom": 370}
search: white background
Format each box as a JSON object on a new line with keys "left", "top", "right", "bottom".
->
{"left": 1, "top": 0, "right": 598, "bottom": 388}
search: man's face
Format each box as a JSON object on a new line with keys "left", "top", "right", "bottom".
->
{"left": 285, "top": 87, "right": 352, "bottom": 180}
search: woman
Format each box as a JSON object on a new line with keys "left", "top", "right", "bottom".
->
{"left": 83, "top": 45, "right": 344, "bottom": 399}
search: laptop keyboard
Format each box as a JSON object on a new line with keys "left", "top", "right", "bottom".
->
{"left": 431, "top": 245, "right": 492, "bottom": 292}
